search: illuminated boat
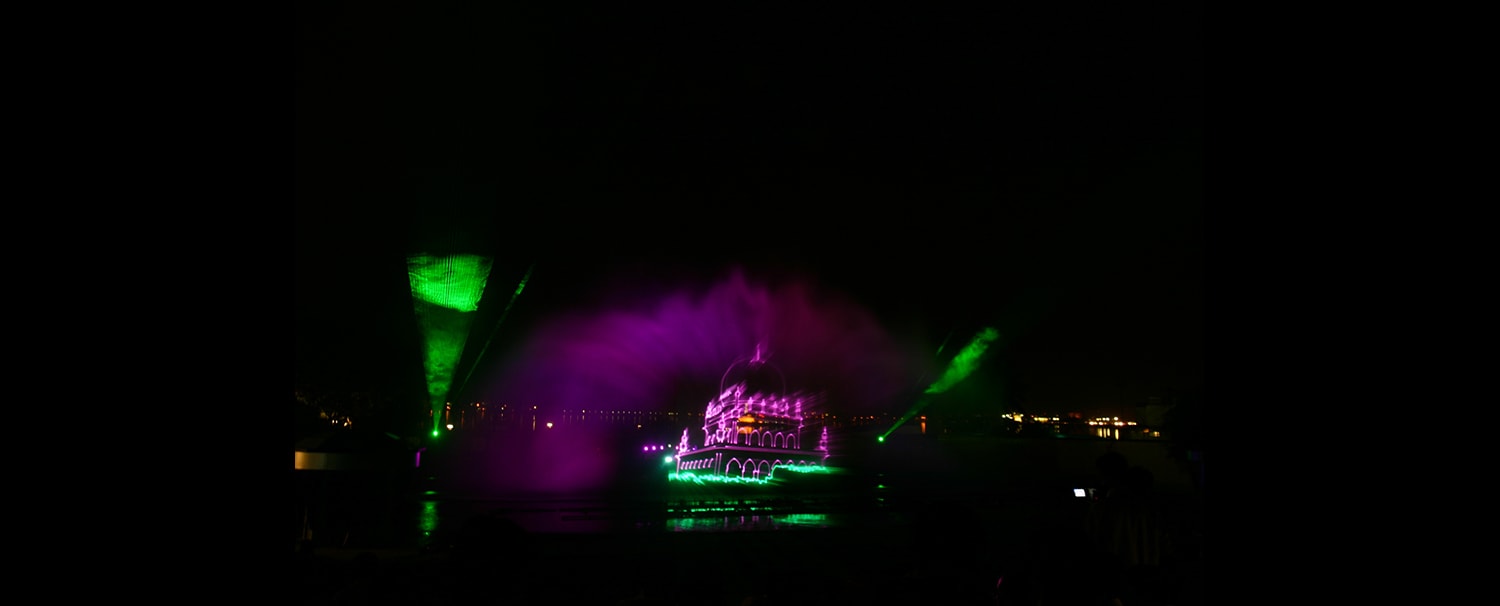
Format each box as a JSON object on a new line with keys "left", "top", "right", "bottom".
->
{"left": 670, "top": 351, "right": 830, "bottom": 484}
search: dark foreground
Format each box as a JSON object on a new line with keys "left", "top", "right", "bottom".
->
{"left": 295, "top": 433, "right": 1204, "bottom": 604}
{"left": 293, "top": 489, "right": 1203, "bottom": 606}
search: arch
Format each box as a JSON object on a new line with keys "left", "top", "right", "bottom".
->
{"left": 756, "top": 460, "right": 772, "bottom": 477}
{"left": 726, "top": 459, "right": 745, "bottom": 477}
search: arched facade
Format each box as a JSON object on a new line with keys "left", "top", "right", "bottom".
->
{"left": 673, "top": 352, "right": 829, "bottom": 480}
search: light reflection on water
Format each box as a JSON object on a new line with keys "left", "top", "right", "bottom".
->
{"left": 412, "top": 498, "right": 872, "bottom": 547}
{"left": 667, "top": 513, "right": 830, "bottom": 532}
{"left": 418, "top": 500, "right": 439, "bottom": 542}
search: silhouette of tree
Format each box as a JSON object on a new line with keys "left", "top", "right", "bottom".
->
{"left": 294, "top": 385, "right": 404, "bottom": 438}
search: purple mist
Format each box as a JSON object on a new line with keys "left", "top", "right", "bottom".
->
{"left": 466, "top": 266, "right": 936, "bottom": 496}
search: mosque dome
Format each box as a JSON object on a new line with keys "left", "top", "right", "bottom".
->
{"left": 719, "top": 350, "right": 787, "bottom": 398}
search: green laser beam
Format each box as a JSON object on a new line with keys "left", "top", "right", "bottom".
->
{"left": 456, "top": 262, "right": 534, "bottom": 399}
{"left": 924, "top": 326, "right": 999, "bottom": 396}
{"left": 882, "top": 327, "right": 999, "bottom": 438}
{"left": 408, "top": 253, "right": 493, "bottom": 435}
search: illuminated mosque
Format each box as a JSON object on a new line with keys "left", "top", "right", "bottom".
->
{"left": 672, "top": 349, "right": 830, "bottom": 482}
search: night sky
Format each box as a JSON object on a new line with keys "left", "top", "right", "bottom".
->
{"left": 296, "top": 4, "right": 1203, "bottom": 426}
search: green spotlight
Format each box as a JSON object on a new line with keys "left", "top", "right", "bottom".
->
{"left": 924, "top": 327, "right": 1000, "bottom": 395}
{"left": 877, "top": 436, "right": 885, "bottom": 443}
{"left": 885, "top": 327, "right": 1000, "bottom": 436}
{"left": 407, "top": 253, "right": 492, "bottom": 312}
{"left": 408, "top": 253, "right": 493, "bottom": 432}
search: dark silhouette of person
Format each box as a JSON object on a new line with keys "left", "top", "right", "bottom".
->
{"left": 1086, "top": 452, "right": 1168, "bottom": 605}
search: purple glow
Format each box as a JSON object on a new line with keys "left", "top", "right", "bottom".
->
{"left": 488, "top": 268, "right": 923, "bottom": 410}
{"left": 673, "top": 351, "right": 827, "bottom": 482}
{"left": 471, "top": 267, "right": 929, "bottom": 495}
